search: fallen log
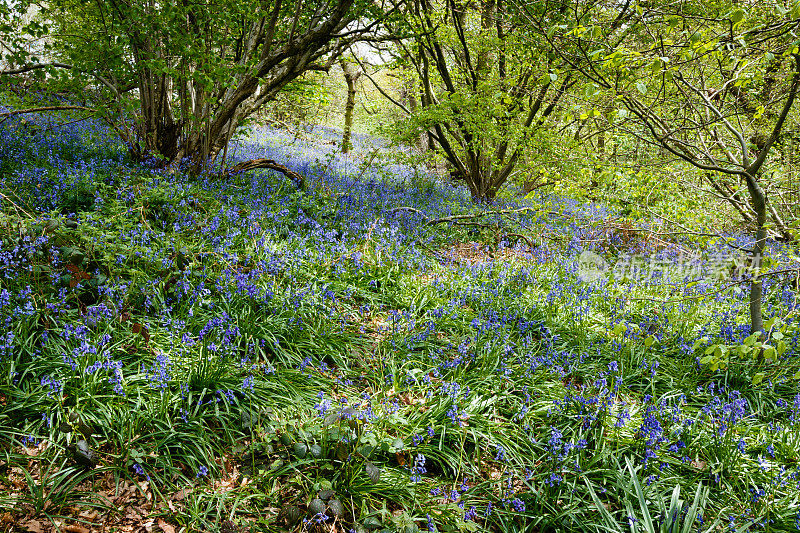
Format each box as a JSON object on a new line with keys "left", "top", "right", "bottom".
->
{"left": 227, "top": 158, "right": 307, "bottom": 191}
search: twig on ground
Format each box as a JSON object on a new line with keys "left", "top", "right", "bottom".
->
{"left": 0, "top": 192, "right": 35, "bottom": 218}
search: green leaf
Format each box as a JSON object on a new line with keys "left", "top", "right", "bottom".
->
{"left": 635, "top": 81, "right": 647, "bottom": 95}
{"left": 692, "top": 337, "right": 708, "bottom": 350}
{"left": 752, "top": 372, "right": 764, "bottom": 385}
{"left": 743, "top": 333, "right": 759, "bottom": 347}
{"left": 626, "top": 457, "right": 655, "bottom": 533}
{"left": 649, "top": 58, "right": 662, "bottom": 73}
{"left": 777, "top": 340, "right": 787, "bottom": 356}
{"left": 763, "top": 345, "right": 776, "bottom": 360}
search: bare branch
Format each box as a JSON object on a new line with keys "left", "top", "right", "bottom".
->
{"left": 0, "top": 62, "right": 74, "bottom": 75}
{"left": 0, "top": 106, "right": 95, "bottom": 118}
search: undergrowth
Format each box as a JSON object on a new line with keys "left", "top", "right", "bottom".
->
{"left": 1, "top": 112, "right": 800, "bottom": 533}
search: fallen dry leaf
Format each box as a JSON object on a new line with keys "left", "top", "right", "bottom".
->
{"left": 21, "top": 520, "right": 46, "bottom": 533}
{"left": 77, "top": 509, "right": 98, "bottom": 521}
{"left": 125, "top": 508, "right": 143, "bottom": 521}
{"left": 172, "top": 487, "right": 193, "bottom": 501}
{"left": 64, "top": 524, "right": 90, "bottom": 533}
{"left": 156, "top": 518, "right": 176, "bottom": 533}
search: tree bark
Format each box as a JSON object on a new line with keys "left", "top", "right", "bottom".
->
{"left": 340, "top": 58, "right": 362, "bottom": 154}
{"left": 744, "top": 171, "right": 767, "bottom": 335}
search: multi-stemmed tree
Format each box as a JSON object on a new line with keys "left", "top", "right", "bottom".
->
{"left": 378, "top": 0, "right": 574, "bottom": 202}
{"left": 1, "top": 0, "right": 393, "bottom": 172}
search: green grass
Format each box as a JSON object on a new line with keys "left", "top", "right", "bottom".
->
{"left": 1, "top": 117, "right": 800, "bottom": 533}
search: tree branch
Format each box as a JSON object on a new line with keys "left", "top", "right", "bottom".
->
{"left": 0, "top": 106, "right": 95, "bottom": 118}
{"left": 746, "top": 54, "right": 800, "bottom": 177}
{"left": 0, "top": 62, "right": 74, "bottom": 75}
{"left": 226, "top": 158, "right": 307, "bottom": 190}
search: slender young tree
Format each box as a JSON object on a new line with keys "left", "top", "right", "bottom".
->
{"left": 340, "top": 56, "right": 363, "bottom": 153}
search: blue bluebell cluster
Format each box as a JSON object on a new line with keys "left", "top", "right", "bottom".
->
{"left": 1, "top": 110, "right": 800, "bottom": 530}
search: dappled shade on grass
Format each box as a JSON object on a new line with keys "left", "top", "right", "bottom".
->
{"left": 1, "top": 111, "right": 800, "bottom": 531}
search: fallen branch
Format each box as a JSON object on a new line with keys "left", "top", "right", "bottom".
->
{"left": 628, "top": 267, "right": 800, "bottom": 304}
{"left": 227, "top": 158, "right": 307, "bottom": 190}
{"left": 0, "top": 106, "right": 96, "bottom": 125}
{"left": 389, "top": 206, "right": 558, "bottom": 226}
{"left": 757, "top": 266, "right": 800, "bottom": 279}
{"left": 0, "top": 191, "right": 34, "bottom": 218}
{"left": 388, "top": 207, "right": 543, "bottom": 249}
{"left": 506, "top": 232, "right": 537, "bottom": 248}
{"left": 389, "top": 206, "right": 426, "bottom": 218}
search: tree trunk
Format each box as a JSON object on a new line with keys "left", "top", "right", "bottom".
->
{"left": 407, "top": 87, "right": 429, "bottom": 153}
{"left": 340, "top": 58, "right": 361, "bottom": 154}
{"left": 744, "top": 172, "right": 767, "bottom": 335}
